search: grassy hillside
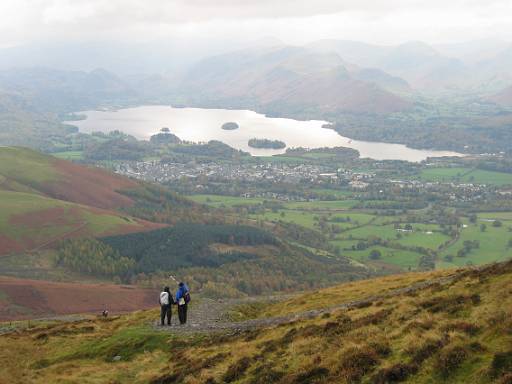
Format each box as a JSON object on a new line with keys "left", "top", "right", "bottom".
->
{"left": 0, "top": 147, "right": 171, "bottom": 255}
{"left": 0, "top": 146, "right": 138, "bottom": 209}
{"left": 1, "top": 261, "right": 511, "bottom": 383}
{"left": 0, "top": 190, "right": 155, "bottom": 255}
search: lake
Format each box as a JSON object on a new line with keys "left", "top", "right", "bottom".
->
{"left": 66, "top": 105, "right": 464, "bottom": 162}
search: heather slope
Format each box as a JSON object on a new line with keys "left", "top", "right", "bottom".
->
{"left": 0, "top": 147, "right": 166, "bottom": 255}
{"left": 0, "top": 190, "right": 157, "bottom": 255}
{"left": 0, "top": 146, "right": 137, "bottom": 209}
{"left": 0, "top": 276, "right": 156, "bottom": 320}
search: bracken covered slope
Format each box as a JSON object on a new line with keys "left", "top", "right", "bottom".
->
{"left": 0, "top": 147, "right": 166, "bottom": 255}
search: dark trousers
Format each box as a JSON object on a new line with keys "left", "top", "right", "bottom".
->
{"left": 178, "top": 304, "right": 188, "bottom": 324}
{"left": 160, "top": 304, "right": 171, "bottom": 325}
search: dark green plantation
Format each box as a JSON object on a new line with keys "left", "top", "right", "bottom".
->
{"left": 58, "top": 223, "right": 368, "bottom": 297}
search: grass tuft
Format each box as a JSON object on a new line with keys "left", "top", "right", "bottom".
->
{"left": 372, "top": 363, "right": 418, "bottom": 384}
{"left": 434, "top": 344, "right": 469, "bottom": 377}
{"left": 293, "top": 367, "right": 330, "bottom": 383}
{"left": 222, "top": 356, "right": 252, "bottom": 383}
{"left": 490, "top": 350, "right": 512, "bottom": 379}
{"left": 338, "top": 345, "right": 379, "bottom": 382}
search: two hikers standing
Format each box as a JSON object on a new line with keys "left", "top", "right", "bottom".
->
{"left": 159, "top": 282, "right": 190, "bottom": 326}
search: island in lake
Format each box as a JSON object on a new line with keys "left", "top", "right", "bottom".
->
{"left": 248, "top": 138, "right": 286, "bottom": 149}
{"left": 221, "top": 122, "right": 239, "bottom": 130}
{"left": 150, "top": 127, "right": 181, "bottom": 145}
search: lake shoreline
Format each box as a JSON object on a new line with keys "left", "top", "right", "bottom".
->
{"left": 64, "top": 105, "right": 465, "bottom": 162}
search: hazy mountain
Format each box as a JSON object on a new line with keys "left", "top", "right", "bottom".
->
{"left": 0, "top": 38, "right": 285, "bottom": 76}
{"left": 179, "top": 46, "right": 411, "bottom": 114}
{"left": 352, "top": 68, "right": 410, "bottom": 93}
{"left": 305, "top": 39, "right": 512, "bottom": 91}
{"left": 488, "top": 84, "right": 512, "bottom": 107}
{"left": 433, "top": 39, "right": 511, "bottom": 64}
{"left": 473, "top": 45, "right": 512, "bottom": 90}
{"left": 306, "top": 40, "right": 388, "bottom": 67}
{"left": 374, "top": 42, "right": 469, "bottom": 89}
{"left": 0, "top": 67, "right": 136, "bottom": 112}
{"left": 3, "top": 39, "right": 511, "bottom": 94}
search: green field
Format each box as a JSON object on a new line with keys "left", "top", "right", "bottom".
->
{"left": 283, "top": 199, "right": 357, "bottom": 210}
{"left": 190, "top": 190, "right": 512, "bottom": 272}
{"left": 341, "top": 246, "right": 424, "bottom": 269}
{"left": 396, "top": 231, "right": 450, "bottom": 249}
{"left": 439, "top": 216, "right": 512, "bottom": 268}
{"left": 419, "top": 167, "right": 512, "bottom": 186}
{"left": 249, "top": 210, "right": 318, "bottom": 229}
{"left": 52, "top": 151, "right": 84, "bottom": 160}
{"left": 191, "top": 192, "right": 453, "bottom": 271}
{"left": 311, "top": 188, "right": 354, "bottom": 199}
{"left": 188, "top": 194, "right": 271, "bottom": 208}
{"left": 329, "top": 239, "right": 360, "bottom": 250}
{"left": 189, "top": 194, "right": 357, "bottom": 214}
{"left": 479, "top": 212, "right": 512, "bottom": 221}
{"left": 328, "top": 212, "right": 375, "bottom": 225}
{"left": 340, "top": 224, "right": 398, "bottom": 240}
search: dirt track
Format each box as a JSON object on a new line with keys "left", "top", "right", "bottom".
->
{"left": 153, "top": 272, "right": 459, "bottom": 334}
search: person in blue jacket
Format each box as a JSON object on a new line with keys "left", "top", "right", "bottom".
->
{"left": 176, "top": 282, "right": 190, "bottom": 324}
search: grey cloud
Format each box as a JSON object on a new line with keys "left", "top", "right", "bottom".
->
{"left": 0, "top": 0, "right": 511, "bottom": 47}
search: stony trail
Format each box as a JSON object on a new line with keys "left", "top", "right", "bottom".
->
{"left": 152, "top": 272, "right": 459, "bottom": 334}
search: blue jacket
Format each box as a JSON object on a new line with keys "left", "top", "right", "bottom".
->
{"left": 176, "top": 283, "right": 189, "bottom": 302}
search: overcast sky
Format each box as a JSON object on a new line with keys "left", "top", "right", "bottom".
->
{"left": 1, "top": 0, "right": 512, "bottom": 48}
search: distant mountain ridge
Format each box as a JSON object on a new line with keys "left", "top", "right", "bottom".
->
{"left": 178, "top": 46, "right": 412, "bottom": 114}
{"left": 0, "top": 67, "right": 136, "bottom": 113}
{"left": 489, "top": 85, "right": 512, "bottom": 107}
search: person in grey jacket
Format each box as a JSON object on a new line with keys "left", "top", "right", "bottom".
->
{"left": 159, "top": 286, "right": 173, "bottom": 326}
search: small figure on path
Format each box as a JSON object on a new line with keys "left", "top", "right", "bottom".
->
{"left": 159, "top": 286, "right": 173, "bottom": 326}
{"left": 176, "top": 282, "right": 190, "bottom": 325}
{"left": 102, "top": 309, "right": 109, "bottom": 318}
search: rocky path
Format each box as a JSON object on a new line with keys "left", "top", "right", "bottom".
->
{"left": 153, "top": 272, "right": 459, "bottom": 335}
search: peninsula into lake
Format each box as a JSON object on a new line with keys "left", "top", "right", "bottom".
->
{"left": 221, "top": 122, "right": 239, "bottom": 130}
{"left": 248, "top": 138, "right": 286, "bottom": 149}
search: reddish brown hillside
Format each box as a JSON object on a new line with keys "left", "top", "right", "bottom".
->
{"left": 0, "top": 204, "right": 164, "bottom": 256}
{"left": 0, "top": 235, "right": 24, "bottom": 255}
{"left": 0, "top": 277, "right": 157, "bottom": 320}
{"left": 0, "top": 148, "right": 168, "bottom": 256}
{"left": 45, "top": 158, "right": 138, "bottom": 210}
{"left": 0, "top": 147, "right": 139, "bottom": 210}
